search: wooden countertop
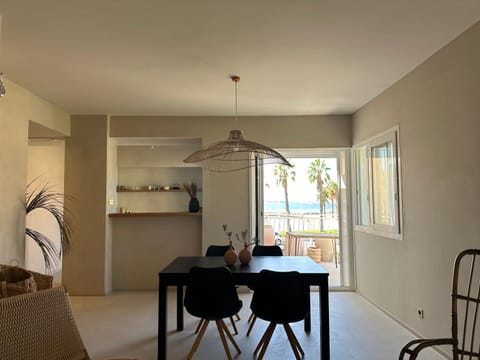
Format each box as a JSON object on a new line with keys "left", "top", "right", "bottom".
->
{"left": 109, "top": 212, "right": 202, "bottom": 218}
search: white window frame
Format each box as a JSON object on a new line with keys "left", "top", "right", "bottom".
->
{"left": 352, "top": 126, "right": 403, "bottom": 240}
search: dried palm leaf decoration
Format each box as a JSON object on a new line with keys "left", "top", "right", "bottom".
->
{"left": 25, "top": 181, "right": 72, "bottom": 273}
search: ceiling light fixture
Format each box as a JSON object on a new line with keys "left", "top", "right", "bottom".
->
{"left": 183, "top": 75, "right": 292, "bottom": 172}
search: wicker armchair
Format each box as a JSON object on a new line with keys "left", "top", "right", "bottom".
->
{"left": 399, "top": 249, "right": 480, "bottom": 360}
{"left": 0, "top": 286, "right": 135, "bottom": 360}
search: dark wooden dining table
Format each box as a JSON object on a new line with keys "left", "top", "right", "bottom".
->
{"left": 157, "top": 255, "right": 330, "bottom": 359}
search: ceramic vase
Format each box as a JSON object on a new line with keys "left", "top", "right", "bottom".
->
{"left": 224, "top": 241, "right": 237, "bottom": 266}
{"left": 238, "top": 244, "right": 252, "bottom": 265}
{"left": 188, "top": 197, "right": 200, "bottom": 212}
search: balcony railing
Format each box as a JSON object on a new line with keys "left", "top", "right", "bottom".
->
{"left": 264, "top": 212, "right": 338, "bottom": 234}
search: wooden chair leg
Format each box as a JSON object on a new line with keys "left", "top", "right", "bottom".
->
{"left": 216, "top": 320, "right": 233, "bottom": 360}
{"left": 257, "top": 323, "right": 276, "bottom": 360}
{"left": 248, "top": 311, "right": 254, "bottom": 323}
{"left": 220, "top": 319, "right": 241, "bottom": 354}
{"left": 194, "top": 318, "right": 205, "bottom": 334}
{"left": 246, "top": 314, "right": 257, "bottom": 336}
{"left": 187, "top": 319, "right": 209, "bottom": 360}
{"left": 229, "top": 316, "right": 239, "bottom": 335}
{"left": 284, "top": 323, "right": 304, "bottom": 356}
{"left": 283, "top": 323, "right": 303, "bottom": 360}
{"left": 235, "top": 313, "right": 241, "bottom": 321}
{"left": 254, "top": 323, "right": 274, "bottom": 356}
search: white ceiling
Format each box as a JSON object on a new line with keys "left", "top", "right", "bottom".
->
{"left": 1, "top": 1, "right": 479, "bottom": 116}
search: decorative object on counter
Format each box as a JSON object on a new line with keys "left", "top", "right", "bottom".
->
{"left": 222, "top": 224, "right": 237, "bottom": 265}
{"left": 25, "top": 181, "right": 73, "bottom": 273}
{"left": 183, "top": 75, "right": 292, "bottom": 172}
{"left": 183, "top": 181, "right": 200, "bottom": 212}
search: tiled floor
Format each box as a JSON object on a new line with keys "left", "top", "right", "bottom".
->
{"left": 71, "top": 290, "right": 444, "bottom": 360}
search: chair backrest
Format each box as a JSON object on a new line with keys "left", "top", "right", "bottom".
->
{"left": 451, "top": 248, "right": 480, "bottom": 359}
{"left": 252, "top": 245, "right": 283, "bottom": 256}
{"left": 184, "top": 266, "right": 241, "bottom": 320}
{"left": 0, "top": 287, "right": 89, "bottom": 360}
{"left": 205, "top": 245, "right": 231, "bottom": 256}
{"left": 263, "top": 225, "right": 275, "bottom": 246}
{"left": 251, "top": 269, "right": 309, "bottom": 324}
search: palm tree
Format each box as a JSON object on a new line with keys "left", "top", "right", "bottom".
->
{"left": 325, "top": 181, "right": 338, "bottom": 216}
{"left": 307, "top": 159, "right": 331, "bottom": 231}
{"left": 273, "top": 164, "right": 296, "bottom": 232}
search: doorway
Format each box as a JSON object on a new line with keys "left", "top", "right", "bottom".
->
{"left": 252, "top": 149, "right": 353, "bottom": 289}
{"left": 26, "top": 122, "right": 66, "bottom": 283}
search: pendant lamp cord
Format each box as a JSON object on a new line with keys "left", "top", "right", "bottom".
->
{"left": 234, "top": 79, "right": 238, "bottom": 128}
{"left": 231, "top": 75, "right": 240, "bottom": 129}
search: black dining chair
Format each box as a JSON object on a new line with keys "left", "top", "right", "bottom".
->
{"left": 184, "top": 266, "right": 243, "bottom": 360}
{"left": 252, "top": 244, "right": 283, "bottom": 257}
{"left": 194, "top": 245, "right": 240, "bottom": 335}
{"left": 205, "top": 245, "right": 231, "bottom": 257}
{"left": 246, "top": 245, "right": 283, "bottom": 336}
{"left": 250, "top": 269, "right": 309, "bottom": 360}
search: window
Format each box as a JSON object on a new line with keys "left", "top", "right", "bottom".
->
{"left": 353, "top": 128, "right": 402, "bottom": 239}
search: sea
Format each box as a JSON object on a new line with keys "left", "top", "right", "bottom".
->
{"left": 264, "top": 200, "right": 333, "bottom": 213}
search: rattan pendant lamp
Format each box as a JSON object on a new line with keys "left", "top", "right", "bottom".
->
{"left": 183, "top": 75, "right": 292, "bottom": 172}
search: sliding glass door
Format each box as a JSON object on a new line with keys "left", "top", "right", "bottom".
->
{"left": 251, "top": 149, "right": 353, "bottom": 289}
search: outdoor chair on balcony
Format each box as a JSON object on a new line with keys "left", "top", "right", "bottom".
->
{"left": 250, "top": 269, "right": 309, "bottom": 360}
{"left": 184, "top": 266, "right": 243, "bottom": 360}
{"left": 247, "top": 245, "right": 283, "bottom": 336}
{"left": 398, "top": 248, "right": 480, "bottom": 360}
{"left": 0, "top": 286, "right": 135, "bottom": 360}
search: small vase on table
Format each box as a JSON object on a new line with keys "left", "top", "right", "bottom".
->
{"left": 239, "top": 243, "right": 252, "bottom": 265}
{"left": 224, "top": 241, "right": 237, "bottom": 266}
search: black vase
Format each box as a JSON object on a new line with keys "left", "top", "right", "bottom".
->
{"left": 189, "top": 197, "right": 200, "bottom": 212}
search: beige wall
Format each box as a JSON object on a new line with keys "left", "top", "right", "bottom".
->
{"left": 0, "top": 79, "right": 69, "bottom": 267}
{"left": 105, "top": 134, "right": 117, "bottom": 293}
{"left": 111, "top": 115, "right": 352, "bottom": 254}
{"left": 353, "top": 21, "right": 480, "bottom": 339}
{"left": 112, "top": 216, "right": 202, "bottom": 289}
{"left": 63, "top": 115, "right": 110, "bottom": 295}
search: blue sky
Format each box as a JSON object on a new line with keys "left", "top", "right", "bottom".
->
{"left": 264, "top": 158, "right": 338, "bottom": 203}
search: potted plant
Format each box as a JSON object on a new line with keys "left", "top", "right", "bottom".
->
{"left": 183, "top": 182, "right": 200, "bottom": 212}
{"left": 25, "top": 182, "right": 72, "bottom": 273}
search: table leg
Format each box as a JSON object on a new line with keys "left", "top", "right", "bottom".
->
{"left": 319, "top": 281, "right": 330, "bottom": 359}
{"left": 304, "top": 287, "right": 311, "bottom": 332}
{"left": 176, "top": 285, "right": 184, "bottom": 331}
{"left": 158, "top": 281, "right": 167, "bottom": 360}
